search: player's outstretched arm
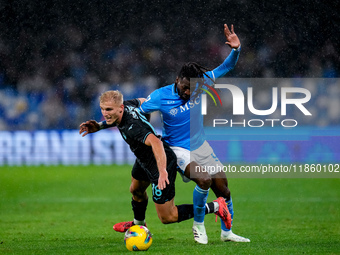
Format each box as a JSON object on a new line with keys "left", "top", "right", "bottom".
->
{"left": 145, "top": 134, "right": 169, "bottom": 190}
{"left": 224, "top": 24, "right": 241, "bottom": 49}
{"left": 206, "top": 24, "right": 241, "bottom": 80}
{"left": 79, "top": 120, "right": 100, "bottom": 137}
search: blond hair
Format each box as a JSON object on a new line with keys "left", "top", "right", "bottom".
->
{"left": 99, "top": 90, "right": 124, "bottom": 105}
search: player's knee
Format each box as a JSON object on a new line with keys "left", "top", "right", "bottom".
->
{"left": 196, "top": 174, "right": 212, "bottom": 190}
{"left": 129, "top": 183, "right": 137, "bottom": 195}
{"left": 130, "top": 184, "right": 145, "bottom": 200}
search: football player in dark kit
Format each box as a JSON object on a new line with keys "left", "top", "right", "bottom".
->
{"left": 79, "top": 90, "right": 231, "bottom": 241}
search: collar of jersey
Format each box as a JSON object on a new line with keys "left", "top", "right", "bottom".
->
{"left": 117, "top": 107, "right": 127, "bottom": 128}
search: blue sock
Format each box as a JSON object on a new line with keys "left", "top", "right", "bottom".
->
{"left": 220, "top": 197, "right": 234, "bottom": 231}
{"left": 193, "top": 185, "right": 209, "bottom": 223}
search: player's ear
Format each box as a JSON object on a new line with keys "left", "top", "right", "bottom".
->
{"left": 120, "top": 104, "right": 124, "bottom": 113}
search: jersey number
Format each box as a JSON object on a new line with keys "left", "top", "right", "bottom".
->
{"left": 152, "top": 183, "right": 162, "bottom": 198}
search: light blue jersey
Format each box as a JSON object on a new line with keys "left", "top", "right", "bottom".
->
{"left": 140, "top": 47, "right": 241, "bottom": 151}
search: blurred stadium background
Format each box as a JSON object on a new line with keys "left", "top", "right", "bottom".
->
{"left": 0, "top": 0, "right": 339, "bottom": 165}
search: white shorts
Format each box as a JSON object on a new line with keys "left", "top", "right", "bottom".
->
{"left": 171, "top": 141, "right": 223, "bottom": 181}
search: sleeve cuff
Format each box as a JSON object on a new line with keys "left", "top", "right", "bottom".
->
{"left": 98, "top": 121, "right": 105, "bottom": 130}
{"left": 233, "top": 45, "right": 241, "bottom": 51}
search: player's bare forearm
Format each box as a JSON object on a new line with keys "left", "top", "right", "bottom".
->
{"left": 145, "top": 134, "right": 170, "bottom": 190}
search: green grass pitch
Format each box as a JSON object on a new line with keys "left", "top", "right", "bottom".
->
{"left": 0, "top": 165, "right": 339, "bottom": 254}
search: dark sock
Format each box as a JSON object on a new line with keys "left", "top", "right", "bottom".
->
{"left": 205, "top": 201, "right": 215, "bottom": 214}
{"left": 131, "top": 198, "right": 148, "bottom": 221}
{"left": 176, "top": 204, "right": 194, "bottom": 222}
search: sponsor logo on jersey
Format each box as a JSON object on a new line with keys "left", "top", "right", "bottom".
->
{"left": 169, "top": 108, "right": 178, "bottom": 116}
{"left": 179, "top": 97, "right": 200, "bottom": 113}
{"left": 126, "top": 105, "right": 138, "bottom": 119}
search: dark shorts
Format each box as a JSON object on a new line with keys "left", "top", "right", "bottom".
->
{"left": 131, "top": 146, "right": 177, "bottom": 204}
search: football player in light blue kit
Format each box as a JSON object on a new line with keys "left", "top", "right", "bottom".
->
{"left": 139, "top": 24, "right": 250, "bottom": 244}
